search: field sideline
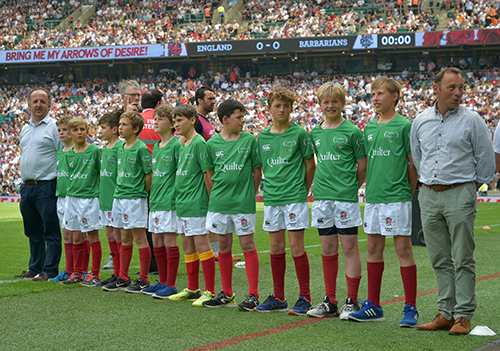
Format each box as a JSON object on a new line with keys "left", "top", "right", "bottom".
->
{"left": 1, "top": 202, "right": 499, "bottom": 351}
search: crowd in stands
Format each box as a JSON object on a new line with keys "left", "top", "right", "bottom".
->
{"left": 2, "top": 0, "right": 499, "bottom": 49}
{"left": 2, "top": 62, "right": 500, "bottom": 196}
{"left": 445, "top": 0, "right": 500, "bottom": 30}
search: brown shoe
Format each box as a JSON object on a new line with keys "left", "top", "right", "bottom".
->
{"left": 449, "top": 317, "right": 471, "bottom": 335}
{"left": 417, "top": 313, "right": 455, "bottom": 331}
{"left": 14, "top": 270, "right": 35, "bottom": 278}
{"left": 32, "top": 272, "right": 50, "bottom": 281}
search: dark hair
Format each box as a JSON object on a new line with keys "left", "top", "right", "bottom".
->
{"left": 217, "top": 99, "right": 245, "bottom": 123}
{"left": 99, "top": 110, "right": 123, "bottom": 130}
{"left": 141, "top": 89, "right": 163, "bottom": 109}
{"left": 172, "top": 104, "right": 198, "bottom": 126}
{"left": 195, "top": 86, "right": 214, "bottom": 106}
{"left": 435, "top": 67, "right": 462, "bottom": 86}
{"left": 120, "top": 111, "right": 144, "bottom": 135}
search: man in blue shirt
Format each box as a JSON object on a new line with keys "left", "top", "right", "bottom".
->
{"left": 15, "top": 88, "right": 63, "bottom": 281}
{"left": 411, "top": 67, "right": 495, "bottom": 335}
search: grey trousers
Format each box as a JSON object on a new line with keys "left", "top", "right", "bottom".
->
{"left": 418, "top": 182, "right": 477, "bottom": 320}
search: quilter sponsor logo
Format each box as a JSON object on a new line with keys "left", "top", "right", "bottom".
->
{"left": 266, "top": 156, "right": 289, "bottom": 167}
{"left": 370, "top": 147, "right": 391, "bottom": 158}
{"left": 219, "top": 162, "right": 244, "bottom": 173}
{"left": 317, "top": 152, "right": 340, "bottom": 163}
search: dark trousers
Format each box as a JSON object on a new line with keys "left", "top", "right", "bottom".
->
{"left": 20, "top": 180, "right": 62, "bottom": 277}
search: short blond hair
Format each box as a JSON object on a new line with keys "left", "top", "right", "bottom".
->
{"left": 371, "top": 77, "right": 402, "bottom": 105}
{"left": 267, "top": 87, "right": 295, "bottom": 107}
{"left": 67, "top": 117, "right": 89, "bottom": 132}
{"left": 317, "top": 82, "right": 346, "bottom": 104}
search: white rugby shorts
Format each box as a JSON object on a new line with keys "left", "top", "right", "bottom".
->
{"left": 311, "top": 200, "right": 362, "bottom": 229}
{"left": 112, "top": 198, "right": 148, "bottom": 230}
{"left": 207, "top": 212, "right": 256, "bottom": 236}
{"left": 363, "top": 202, "right": 412, "bottom": 236}
{"left": 64, "top": 196, "right": 102, "bottom": 232}
{"left": 263, "top": 202, "right": 309, "bottom": 232}
{"left": 149, "top": 210, "right": 177, "bottom": 234}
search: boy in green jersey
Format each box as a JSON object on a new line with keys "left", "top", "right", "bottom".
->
{"left": 49, "top": 117, "right": 74, "bottom": 282}
{"left": 60, "top": 118, "right": 102, "bottom": 286}
{"left": 307, "top": 83, "right": 367, "bottom": 319}
{"left": 202, "top": 99, "right": 263, "bottom": 310}
{"left": 348, "top": 77, "right": 419, "bottom": 327}
{"left": 91, "top": 111, "right": 125, "bottom": 288}
{"left": 102, "top": 111, "right": 153, "bottom": 293}
{"left": 255, "top": 87, "right": 316, "bottom": 315}
{"left": 168, "top": 104, "right": 216, "bottom": 307}
{"left": 142, "top": 104, "right": 181, "bottom": 299}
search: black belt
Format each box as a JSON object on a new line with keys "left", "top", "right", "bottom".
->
{"left": 24, "top": 179, "right": 55, "bottom": 185}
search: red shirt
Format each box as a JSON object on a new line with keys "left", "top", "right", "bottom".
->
{"left": 139, "top": 109, "right": 161, "bottom": 154}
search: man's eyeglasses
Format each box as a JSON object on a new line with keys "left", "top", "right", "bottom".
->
{"left": 126, "top": 94, "right": 141, "bottom": 98}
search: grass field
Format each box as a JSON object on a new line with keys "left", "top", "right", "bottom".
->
{"left": 1, "top": 202, "right": 499, "bottom": 351}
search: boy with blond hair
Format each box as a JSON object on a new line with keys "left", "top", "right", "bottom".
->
{"left": 49, "top": 117, "right": 75, "bottom": 282}
{"left": 202, "top": 99, "right": 263, "bottom": 310}
{"left": 91, "top": 111, "right": 124, "bottom": 287}
{"left": 255, "top": 87, "right": 316, "bottom": 315}
{"left": 141, "top": 104, "right": 182, "bottom": 298}
{"left": 168, "top": 104, "right": 216, "bottom": 307}
{"left": 307, "top": 83, "right": 366, "bottom": 319}
{"left": 102, "top": 111, "right": 153, "bottom": 292}
{"left": 60, "top": 118, "right": 102, "bottom": 285}
{"left": 348, "top": 77, "right": 419, "bottom": 327}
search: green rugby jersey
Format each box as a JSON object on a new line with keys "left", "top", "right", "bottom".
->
{"left": 56, "top": 148, "right": 71, "bottom": 198}
{"left": 206, "top": 131, "right": 262, "bottom": 214}
{"left": 150, "top": 137, "right": 181, "bottom": 212}
{"left": 258, "top": 123, "right": 314, "bottom": 206}
{"left": 66, "top": 144, "right": 101, "bottom": 198}
{"left": 175, "top": 134, "right": 209, "bottom": 217}
{"left": 364, "top": 114, "right": 412, "bottom": 203}
{"left": 311, "top": 120, "right": 366, "bottom": 202}
{"left": 99, "top": 140, "right": 124, "bottom": 211}
{"left": 114, "top": 140, "right": 152, "bottom": 199}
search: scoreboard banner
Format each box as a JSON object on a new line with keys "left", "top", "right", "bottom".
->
{"left": 187, "top": 29, "right": 500, "bottom": 56}
{"left": 187, "top": 36, "right": 359, "bottom": 56}
{"left": 1, "top": 30, "right": 499, "bottom": 63}
{"left": 0, "top": 43, "right": 187, "bottom": 63}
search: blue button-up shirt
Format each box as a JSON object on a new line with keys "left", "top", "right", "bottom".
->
{"left": 410, "top": 103, "right": 495, "bottom": 185}
{"left": 19, "top": 114, "right": 63, "bottom": 181}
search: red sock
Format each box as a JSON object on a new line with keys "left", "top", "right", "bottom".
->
{"left": 271, "top": 253, "right": 286, "bottom": 301}
{"left": 108, "top": 241, "right": 120, "bottom": 277}
{"left": 83, "top": 240, "right": 90, "bottom": 273}
{"left": 116, "top": 242, "right": 122, "bottom": 276}
{"left": 367, "top": 261, "right": 384, "bottom": 307}
{"left": 322, "top": 253, "right": 339, "bottom": 305}
{"left": 346, "top": 275, "right": 362, "bottom": 302}
{"left": 166, "top": 246, "right": 180, "bottom": 288}
{"left": 120, "top": 244, "right": 133, "bottom": 281}
{"left": 154, "top": 246, "right": 167, "bottom": 284}
{"left": 244, "top": 249, "right": 259, "bottom": 298}
{"left": 219, "top": 251, "right": 233, "bottom": 296}
{"left": 293, "top": 251, "right": 311, "bottom": 302}
{"left": 90, "top": 241, "right": 102, "bottom": 276}
{"left": 138, "top": 247, "right": 151, "bottom": 282}
{"left": 200, "top": 250, "right": 216, "bottom": 294}
{"left": 185, "top": 252, "right": 200, "bottom": 291}
{"left": 73, "top": 242, "right": 85, "bottom": 275}
{"left": 401, "top": 265, "right": 417, "bottom": 307}
{"left": 64, "top": 242, "right": 74, "bottom": 274}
